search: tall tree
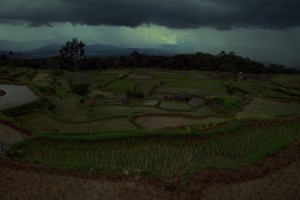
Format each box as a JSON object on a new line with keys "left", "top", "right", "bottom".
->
{"left": 48, "top": 69, "right": 63, "bottom": 92}
{"left": 8, "top": 50, "right": 14, "bottom": 72}
{"left": 59, "top": 38, "right": 85, "bottom": 81}
{"left": 131, "top": 51, "right": 142, "bottom": 68}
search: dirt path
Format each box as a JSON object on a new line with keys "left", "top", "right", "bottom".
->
{"left": 0, "top": 160, "right": 170, "bottom": 200}
{"left": 0, "top": 122, "right": 29, "bottom": 146}
{"left": 199, "top": 161, "right": 300, "bottom": 200}
{"left": 177, "top": 141, "right": 300, "bottom": 200}
{"left": 0, "top": 122, "right": 29, "bottom": 157}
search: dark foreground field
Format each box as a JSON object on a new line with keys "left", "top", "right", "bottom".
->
{"left": 1, "top": 68, "right": 300, "bottom": 199}
{"left": 1, "top": 117, "right": 300, "bottom": 199}
{"left": 1, "top": 136, "right": 300, "bottom": 199}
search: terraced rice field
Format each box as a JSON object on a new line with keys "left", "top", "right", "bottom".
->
{"left": 126, "top": 73, "right": 154, "bottom": 80}
{"left": 157, "top": 79, "right": 227, "bottom": 96}
{"left": 14, "top": 120, "right": 300, "bottom": 177}
{"left": 134, "top": 115, "right": 227, "bottom": 129}
{"left": 17, "top": 113, "right": 138, "bottom": 132}
{"left": 159, "top": 101, "right": 192, "bottom": 110}
{"left": 176, "top": 106, "right": 215, "bottom": 117}
{"left": 50, "top": 96, "right": 92, "bottom": 121}
{"left": 92, "top": 105, "right": 166, "bottom": 118}
{"left": 135, "top": 80, "right": 162, "bottom": 95}
{"left": 104, "top": 79, "right": 137, "bottom": 94}
{"left": 1, "top": 68, "right": 300, "bottom": 199}
{"left": 231, "top": 80, "right": 299, "bottom": 99}
{"left": 271, "top": 74, "right": 300, "bottom": 88}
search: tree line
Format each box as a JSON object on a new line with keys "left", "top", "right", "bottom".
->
{"left": 0, "top": 39, "right": 297, "bottom": 74}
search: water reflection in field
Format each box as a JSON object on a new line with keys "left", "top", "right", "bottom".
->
{"left": 0, "top": 85, "right": 38, "bottom": 110}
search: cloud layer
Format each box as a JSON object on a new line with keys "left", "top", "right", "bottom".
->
{"left": 1, "top": 0, "right": 300, "bottom": 29}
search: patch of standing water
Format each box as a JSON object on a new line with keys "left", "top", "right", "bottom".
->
{"left": 188, "top": 97, "right": 205, "bottom": 107}
{"left": 0, "top": 85, "right": 38, "bottom": 110}
{"left": 143, "top": 99, "right": 160, "bottom": 106}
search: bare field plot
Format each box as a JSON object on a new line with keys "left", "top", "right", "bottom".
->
{"left": 67, "top": 72, "right": 118, "bottom": 88}
{"left": 149, "top": 70, "right": 187, "bottom": 80}
{"left": 157, "top": 79, "right": 227, "bottom": 96}
{"left": 177, "top": 106, "right": 215, "bottom": 117}
{"left": 150, "top": 92, "right": 169, "bottom": 100}
{"left": 188, "top": 97, "right": 205, "bottom": 107}
{"left": 237, "top": 98, "right": 300, "bottom": 118}
{"left": 89, "top": 89, "right": 116, "bottom": 98}
{"left": 143, "top": 99, "right": 160, "bottom": 106}
{"left": 135, "top": 115, "right": 225, "bottom": 129}
{"left": 126, "top": 73, "right": 154, "bottom": 80}
{"left": 159, "top": 101, "right": 192, "bottom": 110}
{"left": 93, "top": 105, "right": 166, "bottom": 118}
{"left": 101, "top": 69, "right": 130, "bottom": 75}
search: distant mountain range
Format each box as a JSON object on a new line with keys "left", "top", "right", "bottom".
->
{"left": 0, "top": 40, "right": 176, "bottom": 58}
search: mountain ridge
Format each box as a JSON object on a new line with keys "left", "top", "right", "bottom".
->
{"left": 0, "top": 40, "right": 176, "bottom": 57}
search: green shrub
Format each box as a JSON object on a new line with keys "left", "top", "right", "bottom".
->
{"left": 71, "top": 82, "right": 90, "bottom": 96}
{"left": 206, "top": 96, "right": 241, "bottom": 115}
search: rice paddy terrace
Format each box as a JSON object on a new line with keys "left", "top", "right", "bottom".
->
{"left": 1, "top": 67, "right": 300, "bottom": 199}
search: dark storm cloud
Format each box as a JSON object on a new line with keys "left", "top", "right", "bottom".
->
{"left": 1, "top": 0, "right": 300, "bottom": 29}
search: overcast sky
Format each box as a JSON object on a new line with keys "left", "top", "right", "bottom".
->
{"left": 1, "top": 0, "right": 300, "bottom": 67}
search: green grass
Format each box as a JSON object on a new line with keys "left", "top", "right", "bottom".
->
{"left": 66, "top": 71, "right": 119, "bottom": 88}
{"left": 206, "top": 96, "right": 242, "bottom": 115}
{"left": 231, "top": 80, "right": 300, "bottom": 100}
{"left": 157, "top": 79, "right": 227, "bottom": 96}
{"left": 275, "top": 87, "right": 300, "bottom": 97}
{"left": 104, "top": 79, "right": 137, "bottom": 94}
{"left": 102, "top": 69, "right": 130, "bottom": 75}
{"left": 14, "top": 121, "right": 300, "bottom": 178}
{"left": 50, "top": 96, "right": 92, "bottom": 121}
{"left": 16, "top": 113, "right": 138, "bottom": 133}
{"left": 186, "top": 70, "right": 213, "bottom": 80}
{"left": 271, "top": 74, "right": 300, "bottom": 88}
{"left": 16, "top": 74, "right": 30, "bottom": 83}
{"left": 149, "top": 70, "right": 187, "bottom": 80}
{"left": 135, "top": 80, "right": 162, "bottom": 96}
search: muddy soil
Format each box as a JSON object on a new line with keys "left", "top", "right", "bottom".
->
{"left": 0, "top": 123, "right": 28, "bottom": 146}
